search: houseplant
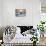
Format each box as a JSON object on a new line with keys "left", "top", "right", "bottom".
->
{"left": 31, "top": 35, "right": 38, "bottom": 46}
{"left": 37, "top": 21, "right": 45, "bottom": 37}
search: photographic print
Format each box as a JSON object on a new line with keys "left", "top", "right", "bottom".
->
{"left": 15, "top": 9, "right": 26, "bottom": 17}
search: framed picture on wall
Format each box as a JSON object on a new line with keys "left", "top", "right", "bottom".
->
{"left": 15, "top": 9, "right": 26, "bottom": 17}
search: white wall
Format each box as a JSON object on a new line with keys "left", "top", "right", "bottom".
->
{"left": 2, "top": 0, "right": 41, "bottom": 27}
{"left": 32, "top": 0, "right": 41, "bottom": 27}
{"left": 0, "top": 0, "right": 2, "bottom": 26}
